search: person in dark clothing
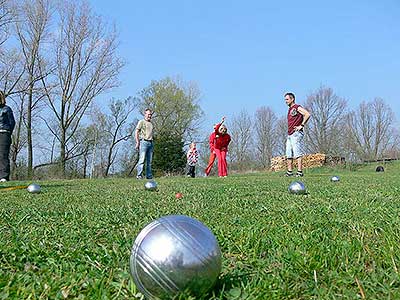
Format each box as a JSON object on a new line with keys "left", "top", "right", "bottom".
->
{"left": 0, "top": 91, "right": 15, "bottom": 182}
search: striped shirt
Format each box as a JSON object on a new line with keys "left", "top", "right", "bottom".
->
{"left": 187, "top": 148, "right": 199, "bottom": 166}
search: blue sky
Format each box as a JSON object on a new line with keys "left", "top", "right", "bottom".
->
{"left": 92, "top": 0, "right": 400, "bottom": 131}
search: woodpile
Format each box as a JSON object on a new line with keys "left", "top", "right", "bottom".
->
{"left": 270, "top": 153, "right": 345, "bottom": 172}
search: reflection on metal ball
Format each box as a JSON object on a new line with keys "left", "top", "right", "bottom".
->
{"left": 288, "top": 181, "right": 307, "bottom": 195}
{"left": 130, "top": 215, "right": 222, "bottom": 299}
{"left": 331, "top": 176, "right": 340, "bottom": 182}
{"left": 376, "top": 166, "right": 384, "bottom": 172}
{"left": 144, "top": 181, "right": 157, "bottom": 191}
{"left": 27, "top": 183, "right": 41, "bottom": 193}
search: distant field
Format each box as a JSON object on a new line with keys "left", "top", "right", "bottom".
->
{"left": 1, "top": 162, "right": 399, "bottom": 299}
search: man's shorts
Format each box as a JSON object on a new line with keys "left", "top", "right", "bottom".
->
{"left": 286, "top": 131, "right": 305, "bottom": 159}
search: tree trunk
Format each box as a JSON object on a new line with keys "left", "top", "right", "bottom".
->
{"left": 60, "top": 129, "right": 66, "bottom": 177}
{"left": 27, "top": 82, "right": 34, "bottom": 179}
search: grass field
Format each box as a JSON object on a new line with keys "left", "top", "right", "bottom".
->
{"left": 1, "top": 162, "right": 400, "bottom": 299}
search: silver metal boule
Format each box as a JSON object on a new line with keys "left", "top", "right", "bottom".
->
{"left": 144, "top": 180, "right": 157, "bottom": 191}
{"left": 288, "top": 181, "right": 307, "bottom": 195}
{"left": 130, "top": 215, "right": 222, "bottom": 299}
{"left": 331, "top": 176, "right": 340, "bottom": 182}
{"left": 27, "top": 183, "right": 41, "bottom": 193}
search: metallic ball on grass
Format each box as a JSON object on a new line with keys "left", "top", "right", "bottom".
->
{"left": 376, "top": 166, "right": 384, "bottom": 172}
{"left": 144, "top": 180, "right": 157, "bottom": 191}
{"left": 331, "top": 176, "right": 340, "bottom": 182}
{"left": 288, "top": 181, "right": 307, "bottom": 195}
{"left": 130, "top": 215, "right": 222, "bottom": 299}
{"left": 27, "top": 183, "right": 41, "bottom": 193}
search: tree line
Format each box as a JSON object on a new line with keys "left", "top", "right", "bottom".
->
{"left": 223, "top": 87, "right": 399, "bottom": 173}
{"left": 1, "top": 1, "right": 398, "bottom": 179}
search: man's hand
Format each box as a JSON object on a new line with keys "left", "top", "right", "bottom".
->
{"left": 135, "top": 142, "right": 140, "bottom": 150}
{"left": 294, "top": 125, "right": 304, "bottom": 131}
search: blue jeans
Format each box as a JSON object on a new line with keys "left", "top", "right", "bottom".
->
{"left": 137, "top": 140, "right": 153, "bottom": 179}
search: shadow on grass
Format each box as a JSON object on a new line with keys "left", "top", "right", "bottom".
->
{"left": 208, "top": 271, "right": 253, "bottom": 300}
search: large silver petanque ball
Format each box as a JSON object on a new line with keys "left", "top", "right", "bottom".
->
{"left": 331, "top": 175, "right": 340, "bottom": 182}
{"left": 130, "top": 215, "right": 222, "bottom": 299}
{"left": 144, "top": 180, "right": 157, "bottom": 191}
{"left": 27, "top": 183, "right": 41, "bottom": 193}
{"left": 376, "top": 166, "right": 384, "bottom": 172}
{"left": 288, "top": 181, "right": 307, "bottom": 195}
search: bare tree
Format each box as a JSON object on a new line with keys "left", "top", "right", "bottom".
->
{"left": 254, "top": 106, "right": 277, "bottom": 168}
{"left": 40, "top": 0, "right": 124, "bottom": 176}
{"left": 91, "top": 97, "right": 138, "bottom": 177}
{"left": 228, "top": 109, "right": 253, "bottom": 170}
{"left": 0, "top": 0, "right": 12, "bottom": 46}
{"left": 384, "top": 127, "right": 400, "bottom": 160}
{"left": 10, "top": 92, "right": 28, "bottom": 178}
{"left": 14, "top": 0, "right": 52, "bottom": 178}
{"left": 345, "top": 98, "right": 394, "bottom": 161}
{"left": 275, "top": 116, "right": 288, "bottom": 157}
{"left": 67, "top": 124, "right": 97, "bottom": 178}
{"left": 0, "top": 48, "right": 25, "bottom": 95}
{"left": 304, "top": 86, "right": 347, "bottom": 155}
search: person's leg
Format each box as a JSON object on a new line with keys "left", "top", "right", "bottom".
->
{"left": 186, "top": 165, "right": 191, "bottom": 176}
{"left": 220, "top": 150, "right": 228, "bottom": 176}
{"left": 287, "top": 159, "right": 293, "bottom": 175}
{"left": 293, "top": 131, "right": 305, "bottom": 176}
{"left": 145, "top": 141, "right": 154, "bottom": 179}
{"left": 214, "top": 148, "right": 223, "bottom": 177}
{"left": 297, "top": 157, "right": 303, "bottom": 171}
{"left": 0, "top": 133, "right": 11, "bottom": 181}
{"left": 190, "top": 166, "right": 195, "bottom": 178}
{"left": 285, "top": 135, "right": 294, "bottom": 176}
{"left": 205, "top": 151, "right": 216, "bottom": 175}
{"left": 136, "top": 142, "right": 147, "bottom": 178}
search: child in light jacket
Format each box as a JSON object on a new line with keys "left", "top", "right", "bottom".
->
{"left": 186, "top": 142, "right": 199, "bottom": 178}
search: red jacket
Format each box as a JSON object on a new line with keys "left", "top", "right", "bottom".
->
{"left": 214, "top": 123, "right": 231, "bottom": 151}
{"left": 209, "top": 132, "right": 216, "bottom": 152}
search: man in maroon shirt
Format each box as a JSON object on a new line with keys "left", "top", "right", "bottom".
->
{"left": 284, "top": 92, "right": 310, "bottom": 177}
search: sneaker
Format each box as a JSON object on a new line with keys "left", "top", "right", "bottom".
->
{"left": 0, "top": 178, "right": 7, "bottom": 182}
{"left": 296, "top": 171, "right": 304, "bottom": 177}
{"left": 136, "top": 175, "right": 143, "bottom": 180}
{"left": 284, "top": 171, "right": 293, "bottom": 177}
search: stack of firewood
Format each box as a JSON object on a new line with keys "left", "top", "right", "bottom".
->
{"left": 302, "top": 153, "right": 326, "bottom": 169}
{"left": 270, "top": 155, "right": 287, "bottom": 172}
{"left": 270, "top": 153, "right": 345, "bottom": 172}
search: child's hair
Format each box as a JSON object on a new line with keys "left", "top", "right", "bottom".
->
{"left": 0, "top": 90, "right": 6, "bottom": 106}
{"left": 218, "top": 124, "right": 227, "bottom": 134}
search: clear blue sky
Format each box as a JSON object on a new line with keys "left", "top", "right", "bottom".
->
{"left": 92, "top": 0, "right": 400, "bottom": 131}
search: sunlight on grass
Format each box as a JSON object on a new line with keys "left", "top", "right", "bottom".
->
{"left": 1, "top": 162, "right": 400, "bottom": 299}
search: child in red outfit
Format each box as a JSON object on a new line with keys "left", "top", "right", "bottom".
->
{"left": 214, "top": 120, "right": 231, "bottom": 177}
{"left": 204, "top": 117, "right": 225, "bottom": 176}
{"left": 204, "top": 131, "right": 216, "bottom": 176}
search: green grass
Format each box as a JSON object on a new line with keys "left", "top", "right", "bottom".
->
{"left": 1, "top": 162, "right": 400, "bottom": 299}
